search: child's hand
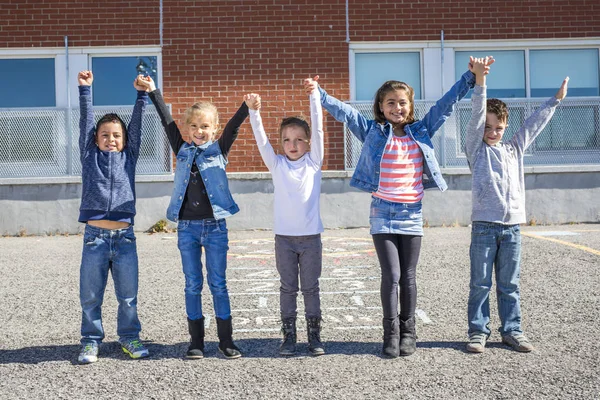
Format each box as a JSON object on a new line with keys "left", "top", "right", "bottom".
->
{"left": 78, "top": 70, "right": 93, "bottom": 86}
{"left": 244, "top": 93, "right": 261, "bottom": 110}
{"left": 303, "top": 75, "right": 320, "bottom": 94}
{"left": 133, "top": 75, "right": 148, "bottom": 91}
{"left": 555, "top": 77, "right": 569, "bottom": 100}
{"left": 468, "top": 56, "right": 494, "bottom": 76}
{"left": 135, "top": 75, "right": 156, "bottom": 92}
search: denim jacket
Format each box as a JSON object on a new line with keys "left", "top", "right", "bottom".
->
{"left": 78, "top": 85, "right": 147, "bottom": 221}
{"left": 166, "top": 141, "right": 239, "bottom": 222}
{"left": 319, "top": 70, "right": 475, "bottom": 193}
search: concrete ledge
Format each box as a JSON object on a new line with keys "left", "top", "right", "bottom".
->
{"left": 1, "top": 170, "right": 599, "bottom": 235}
{"left": 3, "top": 164, "right": 599, "bottom": 186}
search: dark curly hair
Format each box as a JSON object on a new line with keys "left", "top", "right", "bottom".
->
{"left": 486, "top": 98, "right": 508, "bottom": 123}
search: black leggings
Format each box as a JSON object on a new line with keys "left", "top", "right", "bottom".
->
{"left": 372, "top": 234, "right": 422, "bottom": 320}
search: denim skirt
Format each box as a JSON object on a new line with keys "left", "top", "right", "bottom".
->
{"left": 369, "top": 196, "right": 424, "bottom": 236}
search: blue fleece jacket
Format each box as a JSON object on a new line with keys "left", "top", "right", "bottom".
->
{"left": 78, "top": 85, "right": 147, "bottom": 223}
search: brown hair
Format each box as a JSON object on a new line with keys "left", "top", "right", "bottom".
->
{"left": 486, "top": 98, "right": 509, "bottom": 123}
{"left": 279, "top": 116, "right": 310, "bottom": 141}
{"left": 373, "top": 81, "right": 415, "bottom": 125}
{"left": 184, "top": 101, "right": 220, "bottom": 132}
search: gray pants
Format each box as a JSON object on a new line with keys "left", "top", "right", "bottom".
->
{"left": 275, "top": 234, "right": 322, "bottom": 319}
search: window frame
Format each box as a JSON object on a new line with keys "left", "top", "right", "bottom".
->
{"left": 0, "top": 46, "right": 169, "bottom": 179}
{"left": 345, "top": 38, "right": 600, "bottom": 169}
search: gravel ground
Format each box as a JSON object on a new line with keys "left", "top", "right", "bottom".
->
{"left": 1, "top": 225, "right": 599, "bottom": 400}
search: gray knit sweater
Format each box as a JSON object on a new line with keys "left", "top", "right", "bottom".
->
{"left": 465, "top": 85, "right": 560, "bottom": 224}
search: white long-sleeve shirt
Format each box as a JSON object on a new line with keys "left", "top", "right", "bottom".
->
{"left": 249, "top": 90, "right": 324, "bottom": 235}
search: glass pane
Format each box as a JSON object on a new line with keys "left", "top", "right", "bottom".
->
{"left": 530, "top": 49, "right": 599, "bottom": 97}
{"left": 92, "top": 56, "right": 158, "bottom": 106}
{"left": 455, "top": 51, "right": 526, "bottom": 98}
{"left": 0, "top": 58, "right": 56, "bottom": 107}
{"left": 355, "top": 52, "right": 421, "bottom": 101}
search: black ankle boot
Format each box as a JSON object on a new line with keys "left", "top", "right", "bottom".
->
{"left": 306, "top": 317, "right": 325, "bottom": 356}
{"left": 280, "top": 317, "right": 297, "bottom": 356}
{"left": 399, "top": 316, "right": 416, "bottom": 356}
{"left": 186, "top": 317, "right": 205, "bottom": 359}
{"left": 216, "top": 317, "right": 242, "bottom": 359}
{"left": 382, "top": 317, "right": 400, "bottom": 358}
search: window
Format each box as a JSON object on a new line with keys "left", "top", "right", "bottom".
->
{"left": 530, "top": 49, "right": 599, "bottom": 97}
{"left": 91, "top": 56, "right": 158, "bottom": 106}
{"left": 345, "top": 41, "right": 600, "bottom": 169}
{"left": 454, "top": 47, "right": 600, "bottom": 155}
{"left": 355, "top": 52, "right": 421, "bottom": 100}
{"left": 0, "top": 49, "right": 170, "bottom": 179}
{"left": 455, "top": 51, "right": 526, "bottom": 99}
{"left": 0, "top": 58, "right": 55, "bottom": 107}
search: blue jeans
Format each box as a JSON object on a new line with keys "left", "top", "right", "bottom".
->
{"left": 467, "top": 221, "right": 523, "bottom": 337}
{"left": 80, "top": 224, "right": 141, "bottom": 344}
{"left": 177, "top": 219, "right": 231, "bottom": 320}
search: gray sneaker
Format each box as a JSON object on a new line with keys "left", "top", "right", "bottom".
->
{"left": 466, "top": 332, "right": 487, "bottom": 353}
{"left": 121, "top": 339, "right": 149, "bottom": 359}
{"left": 502, "top": 333, "right": 534, "bottom": 352}
{"left": 78, "top": 342, "right": 99, "bottom": 364}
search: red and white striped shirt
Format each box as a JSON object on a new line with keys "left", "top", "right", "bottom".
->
{"left": 373, "top": 133, "right": 424, "bottom": 203}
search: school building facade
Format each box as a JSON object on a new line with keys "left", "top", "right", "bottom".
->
{"left": 1, "top": 0, "right": 599, "bottom": 235}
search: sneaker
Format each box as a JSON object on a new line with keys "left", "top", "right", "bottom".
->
{"left": 78, "top": 342, "right": 99, "bottom": 364}
{"left": 466, "top": 332, "right": 487, "bottom": 353}
{"left": 502, "top": 333, "right": 534, "bottom": 352}
{"left": 121, "top": 339, "right": 150, "bottom": 359}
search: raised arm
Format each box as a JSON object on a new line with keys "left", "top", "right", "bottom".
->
{"left": 218, "top": 102, "right": 249, "bottom": 157}
{"left": 465, "top": 56, "right": 492, "bottom": 166}
{"left": 421, "top": 69, "right": 478, "bottom": 138}
{"left": 306, "top": 77, "right": 324, "bottom": 166}
{"left": 245, "top": 93, "right": 278, "bottom": 170}
{"left": 510, "top": 77, "right": 568, "bottom": 152}
{"left": 304, "top": 76, "right": 371, "bottom": 143}
{"left": 78, "top": 70, "right": 96, "bottom": 160}
{"left": 126, "top": 75, "right": 149, "bottom": 159}
{"left": 138, "top": 76, "right": 185, "bottom": 153}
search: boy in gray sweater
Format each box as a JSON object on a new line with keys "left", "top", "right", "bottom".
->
{"left": 464, "top": 56, "right": 569, "bottom": 353}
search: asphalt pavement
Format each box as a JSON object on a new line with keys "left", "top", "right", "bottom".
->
{"left": 1, "top": 225, "right": 599, "bottom": 399}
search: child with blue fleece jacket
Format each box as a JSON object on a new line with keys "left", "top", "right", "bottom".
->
{"left": 76, "top": 70, "right": 149, "bottom": 364}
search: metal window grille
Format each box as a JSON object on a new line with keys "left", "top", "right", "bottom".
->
{"left": 344, "top": 98, "right": 600, "bottom": 170}
{"left": 0, "top": 105, "right": 172, "bottom": 178}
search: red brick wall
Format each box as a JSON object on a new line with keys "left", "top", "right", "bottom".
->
{"left": 2, "top": 0, "right": 600, "bottom": 171}
{"left": 349, "top": 0, "right": 600, "bottom": 41}
{"left": 160, "top": 0, "right": 349, "bottom": 171}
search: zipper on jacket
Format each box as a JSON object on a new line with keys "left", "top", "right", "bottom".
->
{"left": 107, "top": 152, "right": 113, "bottom": 216}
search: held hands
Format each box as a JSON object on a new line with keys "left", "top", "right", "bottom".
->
{"left": 303, "top": 75, "right": 319, "bottom": 94}
{"left": 78, "top": 70, "right": 93, "bottom": 86}
{"left": 468, "top": 56, "right": 495, "bottom": 76}
{"left": 555, "top": 77, "right": 569, "bottom": 100}
{"left": 244, "top": 93, "right": 261, "bottom": 110}
{"left": 133, "top": 74, "right": 148, "bottom": 91}
{"left": 135, "top": 75, "right": 156, "bottom": 92}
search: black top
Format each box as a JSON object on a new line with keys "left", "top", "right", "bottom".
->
{"left": 149, "top": 89, "right": 249, "bottom": 220}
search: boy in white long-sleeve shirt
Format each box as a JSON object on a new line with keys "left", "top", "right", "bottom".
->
{"left": 465, "top": 56, "right": 569, "bottom": 353}
{"left": 244, "top": 77, "right": 325, "bottom": 357}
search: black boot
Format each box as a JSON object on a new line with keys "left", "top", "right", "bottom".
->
{"left": 280, "top": 317, "right": 297, "bottom": 356}
{"left": 216, "top": 317, "right": 242, "bottom": 359}
{"left": 186, "top": 317, "right": 205, "bottom": 359}
{"left": 399, "top": 316, "right": 416, "bottom": 356}
{"left": 306, "top": 317, "right": 325, "bottom": 356}
{"left": 382, "top": 317, "right": 400, "bottom": 358}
